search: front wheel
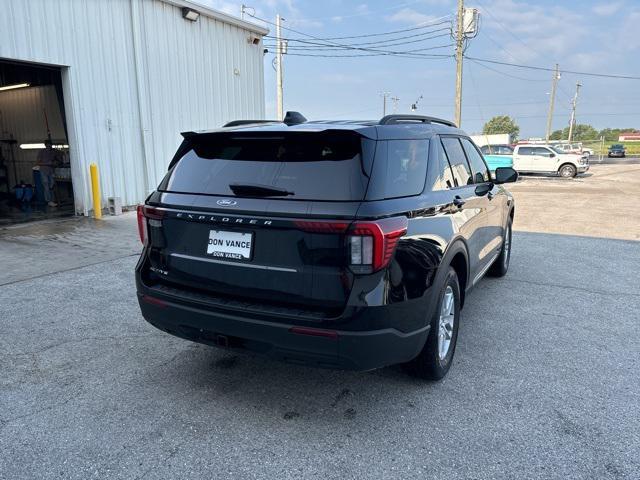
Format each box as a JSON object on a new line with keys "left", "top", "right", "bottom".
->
{"left": 404, "top": 267, "right": 460, "bottom": 380}
{"left": 559, "top": 163, "right": 577, "bottom": 178}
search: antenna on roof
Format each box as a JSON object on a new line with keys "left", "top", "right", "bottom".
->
{"left": 283, "top": 111, "right": 307, "bottom": 126}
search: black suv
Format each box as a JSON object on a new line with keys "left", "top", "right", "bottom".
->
{"left": 135, "top": 113, "right": 517, "bottom": 380}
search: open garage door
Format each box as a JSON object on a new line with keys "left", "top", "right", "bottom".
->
{"left": 0, "top": 59, "right": 74, "bottom": 225}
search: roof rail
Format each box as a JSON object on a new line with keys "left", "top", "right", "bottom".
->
{"left": 379, "top": 114, "right": 457, "bottom": 128}
{"left": 223, "top": 119, "right": 279, "bottom": 127}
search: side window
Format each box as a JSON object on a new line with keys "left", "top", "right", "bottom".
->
{"left": 384, "top": 139, "right": 430, "bottom": 198}
{"left": 461, "top": 138, "right": 490, "bottom": 183}
{"left": 441, "top": 137, "right": 473, "bottom": 187}
{"left": 480, "top": 145, "right": 490, "bottom": 155}
{"left": 518, "top": 146, "right": 533, "bottom": 155}
{"left": 431, "top": 140, "right": 456, "bottom": 190}
{"left": 534, "top": 147, "right": 552, "bottom": 157}
{"left": 499, "top": 146, "right": 513, "bottom": 155}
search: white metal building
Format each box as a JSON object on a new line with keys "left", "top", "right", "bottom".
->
{"left": 0, "top": 0, "right": 267, "bottom": 218}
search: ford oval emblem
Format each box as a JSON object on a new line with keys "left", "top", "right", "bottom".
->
{"left": 217, "top": 199, "right": 237, "bottom": 206}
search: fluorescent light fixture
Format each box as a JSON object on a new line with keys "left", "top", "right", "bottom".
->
{"left": 182, "top": 7, "right": 200, "bottom": 21}
{"left": 20, "top": 143, "right": 69, "bottom": 150}
{"left": 0, "top": 83, "right": 30, "bottom": 92}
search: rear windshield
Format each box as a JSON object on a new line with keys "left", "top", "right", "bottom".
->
{"left": 159, "top": 132, "right": 372, "bottom": 201}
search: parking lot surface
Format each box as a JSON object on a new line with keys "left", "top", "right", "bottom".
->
{"left": 1, "top": 165, "right": 639, "bottom": 479}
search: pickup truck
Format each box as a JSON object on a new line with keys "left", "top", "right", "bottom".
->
{"left": 479, "top": 144, "right": 514, "bottom": 173}
{"left": 512, "top": 145, "right": 589, "bottom": 178}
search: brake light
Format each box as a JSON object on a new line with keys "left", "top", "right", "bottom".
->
{"left": 137, "top": 205, "right": 147, "bottom": 245}
{"left": 348, "top": 216, "right": 408, "bottom": 272}
{"left": 137, "top": 205, "right": 165, "bottom": 245}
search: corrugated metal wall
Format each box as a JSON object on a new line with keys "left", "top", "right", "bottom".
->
{"left": 0, "top": 85, "right": 67, "bottom": 186}
{"left": 0, "top": 0, "right": 267, "bottom": 214}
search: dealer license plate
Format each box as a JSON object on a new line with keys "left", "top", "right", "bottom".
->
{"left": 206, "top": 230, "right": 253, "bottom": 260}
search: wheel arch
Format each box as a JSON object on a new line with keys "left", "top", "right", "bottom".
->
{"left": 558, "top": 162, "right": 577, "bottom": 176}
{"left": 441, "top": 238, "right": 469, "bottom": 309}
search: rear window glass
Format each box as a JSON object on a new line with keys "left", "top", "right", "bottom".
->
{"left": 160, "top": 132, "right": 371, "bottom": 201}
{"left": 382, "top": 140, "right": 429, "bottom": 198}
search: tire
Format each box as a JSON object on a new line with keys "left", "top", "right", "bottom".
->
{"left": 404, "top": 267, "right": 460, "bottom": 380}
{"left": 559, "top": 163, "right": 577, "bottom": 178}
{"left": 488, "top": 219, "right": 512, "bottom": 277}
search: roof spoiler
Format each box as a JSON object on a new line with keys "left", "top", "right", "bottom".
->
{"left": 379, "top": 114, "right": 457, "bottom": 128}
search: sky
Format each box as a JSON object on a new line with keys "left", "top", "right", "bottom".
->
{"left": 198, "top": 0, "right": 640, "bottom": 137}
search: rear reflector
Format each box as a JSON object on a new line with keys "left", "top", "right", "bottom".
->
{"left": 289, "top": 326, "right": 339, "bottom": 340}
{"left": 142, "top": 294, "right": 167, "bottom": 308}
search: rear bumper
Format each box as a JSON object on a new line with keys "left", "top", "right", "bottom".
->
{"left": 138, "top": 292, "right": 430, "bottom": 371}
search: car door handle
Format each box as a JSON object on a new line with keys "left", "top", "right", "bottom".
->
{"left": 453, "top": 196, "right": 465, "bottom": 208}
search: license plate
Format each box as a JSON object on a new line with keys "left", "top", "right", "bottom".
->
{"left": 206, "top": 230, "right": 253, "bottom": 260}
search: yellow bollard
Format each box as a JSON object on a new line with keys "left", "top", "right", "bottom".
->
{"left": 89, "top": 163, "right": 102, "bottom": 219}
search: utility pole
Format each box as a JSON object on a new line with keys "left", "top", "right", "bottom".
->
{"left": 275, "top": 14, "right": 284, "bottom": 121}
{"left": 545, "top": 64, "right": 560, "bottom": 142}
{"left": 391, "top": 96, "right": 400, "bottom": 113}
{"left": 379, "top": 92, "right": 390, "bottom": 116}
{"left": 567, "top": 81, "right": 582, "bottom": 142}
{"left": 454, "top": 0, "right": 465, "bottom": 127}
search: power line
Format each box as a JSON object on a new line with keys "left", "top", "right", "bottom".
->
{"left": 282, "top": 51, "right": 454, "bottom": 59}
{"left": 264, "top": 27, "right": 452, "bottom": 49}
{"left": 467, "top": 58, "right": 548, "bottom": 82}
{"left": 466, "top": 56, "right": 640, "bottom": 80}
{"left": 265, "top": 41, "right": 455, "bottom": 54}
{"left": 263, "top": 16, "right": 452, "bottom": 41}
{"left": 265, "top": 34, "right": 453, "bottom": 53}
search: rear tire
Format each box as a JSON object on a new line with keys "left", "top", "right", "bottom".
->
{"left": 404, "top": 267, "right": 460, "bottom": 380}
{"left": 488, "top": 219, "right": 512, "bottom": 277}
{"left": 559, "top": 163, "right": 577, "bottom": 178}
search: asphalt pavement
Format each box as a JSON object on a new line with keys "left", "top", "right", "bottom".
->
{"left": 1, "top": 225, "right": 639, "bottom": 479}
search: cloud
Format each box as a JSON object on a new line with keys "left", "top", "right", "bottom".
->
{"left": 387, "top": 8, "right": 443, "bottom": 26}
{"left": 592, "top": 2, "right": 624, "bottom": 16}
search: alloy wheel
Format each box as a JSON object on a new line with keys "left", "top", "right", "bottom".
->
{"left": 438, "top": 286, "right": 455, "bottom": 360}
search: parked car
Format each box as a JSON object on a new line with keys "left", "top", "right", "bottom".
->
{"left": 135, "top": 113, "right": 517, "bottom": 380}
{"left": 608, "top": 144, "right": 626, "bottom": 157}
{"left": 479, "top": 144, "right": 514, "bottom": 172}
{"left": 553, "top": 143, "right": 593, "bottom": 157}
{"left": 512, "top": 145, "right": 589, "bottom": 177}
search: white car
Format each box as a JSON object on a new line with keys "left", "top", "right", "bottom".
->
{"left": 513, "top": 145, "right": 589, "bottom": 178}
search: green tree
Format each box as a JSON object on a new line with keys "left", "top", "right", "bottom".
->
{"left": 482, "top": 115, "right": 520, "bottom": 140}
{"left": 548, "top": 124, "right": 598, "bottom": 141}
{"left": 598, "top": 128, "right": 638, "bottom": 142}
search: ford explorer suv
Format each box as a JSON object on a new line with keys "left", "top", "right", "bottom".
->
{"left": 512, "top": 144, "right": 588, "bottom": 177}
{"left": 135, "top": 113, "right": 517, "bottom": 380}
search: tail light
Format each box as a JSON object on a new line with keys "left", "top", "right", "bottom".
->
{"left": 137, "top": 205, "right": 165, "bottom": 245}
{"left": 294, "top": 216, "right": 408, "bottom": 273}
{"left": 348, "top": 216, "right": 408, "bottom": 273}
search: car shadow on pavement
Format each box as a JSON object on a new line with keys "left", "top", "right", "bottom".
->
{"left": 142, "top": 338, "right": 440, "bottom": 427}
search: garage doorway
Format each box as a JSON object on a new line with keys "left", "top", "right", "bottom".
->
{"left": 0, "top": 59, "right": 74, "bottom": 225}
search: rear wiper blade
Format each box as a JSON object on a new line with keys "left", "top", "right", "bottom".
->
{"left": 229, "top": 183, "right": 294, "bottom": 197}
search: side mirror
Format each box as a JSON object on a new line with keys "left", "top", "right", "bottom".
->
{"left": 549, "top": 152, "right": 556, "bottom": 158}
{"left": 494, "top": 167, "right": 518, "bottom": 184}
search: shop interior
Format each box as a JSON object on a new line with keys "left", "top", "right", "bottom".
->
{"left": 0, "top": 59, "right": 74, "bottom": 226}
